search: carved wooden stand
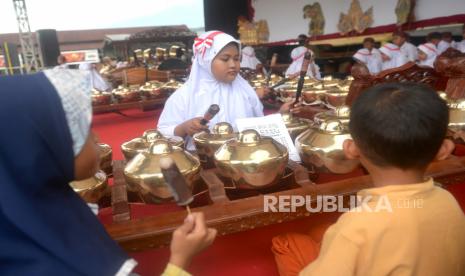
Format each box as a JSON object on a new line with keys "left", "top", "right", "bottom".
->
{"left": 435, "top": 48, "right": 465, "bottom": 99}
{"left": 347, "top": 61, "right": 444, "bottom": 106}
{"left": 105, "top": 157, "right": 465, "bottom": 252}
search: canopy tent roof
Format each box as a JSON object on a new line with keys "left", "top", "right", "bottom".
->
{"left": 128, "top": 25, "right": 196, "bottom": 42}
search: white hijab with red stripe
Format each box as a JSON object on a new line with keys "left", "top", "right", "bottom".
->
{"left": 157, "top": 31, "right": 264, "bottom": 150}
{"left": 379, "top": 43, "right": 408, "bottom": 71}
{"left": 418, "top": 43, "right": 438, "bottom": 68}
{"left": 240, "top": 46, "right": 261, "bottom": 70}
{"left": 353, "top": 47, "right": 382, "bottom": 75}
{"left": 285, "top": 46, "right": 320, "bottom": 79}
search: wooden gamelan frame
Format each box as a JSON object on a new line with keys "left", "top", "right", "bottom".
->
{"left": 104, "top": 157, "right": 465, "bottom": 252}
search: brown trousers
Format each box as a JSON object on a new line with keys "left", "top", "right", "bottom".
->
{"left": 271, "top": 223, "right": 331, "bottom": 276}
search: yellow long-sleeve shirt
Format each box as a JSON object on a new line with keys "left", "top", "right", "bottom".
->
{"left": 301, "top": 178, "right": 465, "bottom": 276}
{"left": 161, "top": 263, "right": 192, "bottom": 276}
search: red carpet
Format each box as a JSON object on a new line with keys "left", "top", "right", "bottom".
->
{"left": 127, "top": 213, "right": 341, "bottom": 276}
{"left": 92, "top": 108, "right": 162, "bottom": 161}
{"left": 92, "top": 108, "right": 465, "bottom": 276}
{"left": 92, "top": 107, "right": 278, "bottom": 161}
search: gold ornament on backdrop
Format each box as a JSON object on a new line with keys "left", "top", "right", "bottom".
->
{"left": 338, "top": 0, "right": 373, "bottom": 35}
{"left": 303, "top": 2, "right": 325, "bottom": 36}
{"left": 395, "top": 0, "right": 415, "bottom": 25}
{"left": 237, "top": 16, "right": 270, "bottom": 45}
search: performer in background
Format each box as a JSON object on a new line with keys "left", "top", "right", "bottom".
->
{"left": 426, "top": 32, "right": 442, "bottom": 48}
{"left": 240, "top": 46, "right": 264, "bottom": 73}
{"left": 417, "top": 32, "right": 442, "bottom": 68}
{"left": 456, "top": 26, "right": 465, "bottom": 53}
{"left": 437, "top": 32, "right": 457, "bottom": 54}
{"left": 79, "top": 63, "right": 112, "bottom": 91}
{"left": 353, "top": 37, "right": 382, "bottom": 75}
{"left": 158, "top": 48, "right": 189, "bottom": 71}
{"left": 417, "top": 42, "right": 438, "bottom": 68}
{"left": 392, "top": 31, "right": 417, "bottom": 62}
{"left": 379, "top": 42, "right": 408, "bottom": 71}
{"left": 285, "top": 46, "right": 321, "bottom": 79}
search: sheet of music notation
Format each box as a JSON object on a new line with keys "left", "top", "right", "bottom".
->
{"left": 235, "top": 114, "right": 301, "bottom": 162}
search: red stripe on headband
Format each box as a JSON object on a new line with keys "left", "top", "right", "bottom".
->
{"left": 383, "top": 44, "right": 400, "bottom": 51}
{"left": 194, "top": 31, "right": 224, "bottom": 58}
{"left": 356, "top": 51, "right": 372, "bottom": 56}
{"left": 421, "top": 43, "right": 437, "bottom": 54}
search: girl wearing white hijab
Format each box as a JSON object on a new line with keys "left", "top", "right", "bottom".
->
{"left": 417, "top": 43, "right": 438, "bottom": 68}
{"left": 241, "top": 46, "right": 261, "bottom": 70}
{"left": 353, "top": 38, "right": 383, "bottom": 75}
{"left": 379, "top": 43, "right": 408, "bottom": 71}
{"left": 157, "top": 31, "right": 265, "bottom": 150}
{"left": 285, "top": 46, "right": 321, "bottom": 79}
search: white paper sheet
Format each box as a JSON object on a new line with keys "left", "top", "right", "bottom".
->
{"left": 235, "top": 114, "right": 301, "bottom": 162}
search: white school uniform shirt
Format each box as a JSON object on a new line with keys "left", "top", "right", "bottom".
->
{"left": 78, "top": 63, "right": 111, "bottom": 91}
{"left": 456, "top": 40, "right": 465, "bottom": 53}
{"left": 157, "top": 31, "right": 264, "bottom": 150}
{"left": 379, "top": 43, "right": 408, "bottom": 71}
{"left": 241, "top": 46, "right": 261, "bottom": 69}
{"left": 285, "top": 46, "right": 321, "bottom": 79}
{"left": 400, "top": 42, "right": 418, "bottom": 62}
{"left": 353, "top": 48, "right": 382, "bottom": 75}
{"left": 417, "top": 43, "right": 438, "bottom": 68}
{"left": 437, "top": 40, "right": 453, "bottom": 55}
{"left": 241, "top": 46, "right": 267, "bottom": 75}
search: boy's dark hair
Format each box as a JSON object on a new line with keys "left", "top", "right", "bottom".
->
{"left": 392, "top": 31, "right": 408, "bottom": 39}
{"left": 363, "top": 37, "right": 375, "bottom": 44}
{"left": 349, "top": 83, "right": 449, "bottom": 169}
{"left": 441, "top": 32, "right": 452, "bottom": 39}
{"left": 427, "top": 32, "right": 441, "bottom": 41}
{"left": 298, "top": 34, "right": 308, "bottom": 46}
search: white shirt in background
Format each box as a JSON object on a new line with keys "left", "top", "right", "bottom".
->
{"left": 437, "top": 40, "right": 452, "bottom": 55}
{"left": 285, "top": 46, "right": 321, "bottom": 79}
{"left": 379, "top": 43, "right": 408, "bottom": 71}
{"left": 400, "top": 42, "right": 418, "bottom": 62}
{"left": 353, "top": 48, "right": 383, "bottom": 75}
{"left": 456, "top": 40, "right": 465, "bottom": 53}
{"left": 417, "top": 43, "right": 438, "bottom": 68}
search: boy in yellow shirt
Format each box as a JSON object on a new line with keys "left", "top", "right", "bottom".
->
{"left": 272, "top": 82, "right": 465, "bottom": 276}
